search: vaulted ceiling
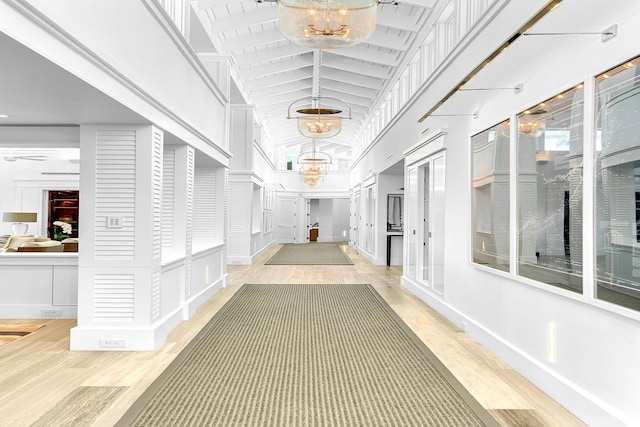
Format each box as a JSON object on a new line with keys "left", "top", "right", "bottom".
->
{"left": 191, "top": 0, "right": 436, "bottom": 164}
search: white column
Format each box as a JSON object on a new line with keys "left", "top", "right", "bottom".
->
{"left": 71, "top": 124, "right": 165, "bottom": 351}
{"left": 227, "top": 104, "right": 257, "bottom": 264}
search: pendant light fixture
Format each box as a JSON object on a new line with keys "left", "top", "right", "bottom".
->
{"left": 298, "top": 138, "right": 332, "bottom": 187}
{"left": 297, "top": 138, "right": 332, "bottom": 165}
{"left": 300, "top": 162, "right": 326, "bottom": 186}
{"left": 278, "top": 0, "right": 379, "bottom": 49}
{"left": 288, "top": 96, "right": 352, "bottom": 139}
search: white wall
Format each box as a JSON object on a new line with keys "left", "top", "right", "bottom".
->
{"left": 317, "top": 199, "right": 333, "bottom": 242}
{"left": 1, "top": 0, "right": 230, "bottom": 164}
{"left": 276, "top": 170, "right": 351, "bottom": 193}
{"left": 309, "top": 199, "right": 320, "bottom": 225}
{"left": 354, "top": 1, "right": 640, "bottom": 425}
{"left": 332, "top": 198, "right": 350, "bottom": 242}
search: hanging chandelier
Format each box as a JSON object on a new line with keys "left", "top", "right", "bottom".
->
{"left": 288, "top": 96, "right": 352, "bottom": 139}
{"left": 297, "top": 140, "right": 333, "bottom": 165}
{"left": 298, "top": 138, "right": 332, "bottom": 186}
{"left": 278, "top": 0, "right": 379, "bottom": 49}
{"left": 300, "top": 162, "right": 326, "bottom": 186}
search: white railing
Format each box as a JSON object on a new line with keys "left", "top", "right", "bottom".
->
{"left": 352, "top": 0, "right": 497, "bottom": 160}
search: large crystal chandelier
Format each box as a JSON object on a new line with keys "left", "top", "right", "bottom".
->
{"left": 278, "top": 0, "right": 379, "bottom": 49}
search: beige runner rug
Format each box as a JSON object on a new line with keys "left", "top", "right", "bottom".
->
{"left": 118, "top": 284, "right": 498, "bottom": 426}
{"left": 265, "top": 243, "right": 353, "bottom": 265}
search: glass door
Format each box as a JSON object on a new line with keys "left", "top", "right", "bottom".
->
{"left": 354, "top": 193, "right": 360, "bottom": 248}
{"left": 431, "top": 153, "right": 446, "bottom": 296}
{"left": 405, "top": 166, "right": 418, "bottom": 279}
{"left": 422, "top": 162, "right": 430, "bottom": 282}
{"left": 363, "top": 185, "right": 376, "bottom": 254}
{"left": 405, "top": 151, "right": 446, "bottom": 296}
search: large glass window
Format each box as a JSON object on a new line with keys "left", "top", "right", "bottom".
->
{"left": 517, "top": 85, "right": 584, "bottom": 292}
{"left": 595, "top": 56, "right": 640, "bottom": 312}
{"left": 472, "top": 121, "right": 510, "bottom": 271}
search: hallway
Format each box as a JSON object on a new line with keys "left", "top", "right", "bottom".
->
{"left": 0, "top": 245, "right": 583, "bottom": 426}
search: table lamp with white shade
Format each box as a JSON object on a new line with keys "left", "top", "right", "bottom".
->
{"left": 3, "top": 212, "right": 37, "bottom": 235}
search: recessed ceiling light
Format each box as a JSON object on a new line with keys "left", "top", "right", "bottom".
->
{"left": 0, "top": 114, "right": 9, "bottom": 118}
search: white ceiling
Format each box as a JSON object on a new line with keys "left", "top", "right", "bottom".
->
{"left": 191, "top": 0, "right": 436, "bottom": 162}
{"left": 2, "top": 0, "right": 624, "bottom": 172}
{"left": 0, "top": 1, "right": 435, "bottom": 167}
{"left": 0, "top": 32, "right": 147, "bottom": 128}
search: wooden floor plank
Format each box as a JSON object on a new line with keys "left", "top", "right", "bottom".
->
{"left": 0, "top": 245, "right": 586, "bottom": 426}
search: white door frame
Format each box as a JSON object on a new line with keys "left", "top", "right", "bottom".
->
{"left": 403, "top": 129, "right": 447, "bottom": 296}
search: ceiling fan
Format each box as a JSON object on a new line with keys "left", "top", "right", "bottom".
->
{"left": 3, "top": 150, "right": 47, "bottom": 162}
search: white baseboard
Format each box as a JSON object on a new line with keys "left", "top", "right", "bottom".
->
{"left": 183, "top": 276, "right": 225, "bottom": 318}
{"left": 0, "top": 304, "right": 77, "bottom": 319}
{"left": 70, "top": 276, "right": 226, "bottom": 352}
{"left": 251, "top": 241, "right": 274, "bottom": 263}
{"left": 228, "top": 241, "right": 274, "bottom": 265}
{"left": 227, "top": 256, "right": 252, "bottom": 265}
{"left": 400, "top": 275, "right": 631, "bottom": 427}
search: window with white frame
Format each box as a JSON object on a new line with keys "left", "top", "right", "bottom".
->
{"left": 517, "top": 85, "right": 584, "bottom": 292}
{"left": 471, "top": 121, "right": 510, "bottom": 271}
{"left": 594, "top": 55, "right": 640, "bottom": 312}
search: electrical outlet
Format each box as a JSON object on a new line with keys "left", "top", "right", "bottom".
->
{"left": 99, "top": 339, "right": 126, "bottom": 349}
{"left": 41, "top": 309, "right": 62, "bottom": 317}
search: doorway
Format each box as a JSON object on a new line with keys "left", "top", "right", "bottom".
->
{"left": 306, "top": 198, "right": 350, "bottom": 243}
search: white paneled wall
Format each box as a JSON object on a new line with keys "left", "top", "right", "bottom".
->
{"left": 92, "top": 273, "right": 135, "bottom": 321}
{"left": 74, "top": 125, "right": 171, "bottom": 350}
{"left": 227, "top": 180, "right": 251, "bottom": 263}
{"left": 186, "top": 146, "right": 195, "bottom": 253}
{"left": 185, "top": 146, "right": 195, "bottom": 300}
{"left": 193, "top": 168, "right": 218, "bottom": 244}
{"left": 152, "top": 130, "right": 163, "bottom": 261}
{"left": 94, "top": 130, "right": 136, "bottom": 260}
{"left": 162, "top": 148, "right": 176, "bottom": 254}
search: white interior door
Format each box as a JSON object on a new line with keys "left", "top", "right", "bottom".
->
{"left": 405, "top": 167, "right": 418, "bottom": 280}
{"left": 430, "top": 152, "right": 446, "bottom": 297}
{"left": 363, "top": 185, "right": 376, "bottom": 254}
{"left": 305, "top": 198, "right": 311, "bottom": 241}
{"left": 276, "top": 196, "right": 297, "bottom": 243}
{"left": 354, "top": 193, "right": 361, "bottom": 248}
{"left": 405, "top": 151, "right": 446, "bottom": 296}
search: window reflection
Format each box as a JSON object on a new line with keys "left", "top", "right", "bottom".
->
{"left": 595, "top": 56, "right": 640, "bottom": 312}
{"left": 472, "top": 121, "right": 510, "bottom": 271}
{"left": 517, "top": 85, "right": 584, "bottom": 292}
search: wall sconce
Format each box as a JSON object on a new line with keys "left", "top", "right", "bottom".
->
{"left": 3, "top": 211, "right": 37, "bottom": 235}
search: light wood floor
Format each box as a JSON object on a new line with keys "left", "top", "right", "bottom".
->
{"left": 0, "top": 245, "right": 586, "bottom": 426}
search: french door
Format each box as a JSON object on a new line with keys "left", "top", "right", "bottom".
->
{"left": 405, "top": 151, "right": 446, "bottom": 296}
